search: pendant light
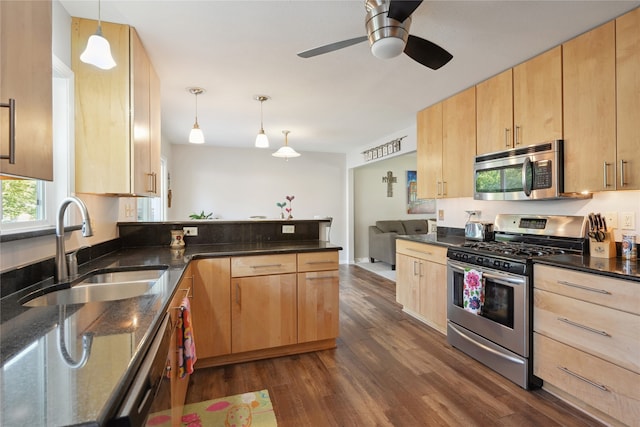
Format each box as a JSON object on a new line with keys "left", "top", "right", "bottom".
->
{"left": 80, "top": 0, "right": 116, "bottom": 70}
{"left": 272, "top": 130, "right": 301, "bottom": 160}
{"left": 188, "top": 87, "right": 205, "bottom": 144}
{"left": 254, "top": 95, "right": 270, "bottom": 148}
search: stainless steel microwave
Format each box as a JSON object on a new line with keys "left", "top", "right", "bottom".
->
{"left": 473, "top": 140, "right": 588, "bottom": 201}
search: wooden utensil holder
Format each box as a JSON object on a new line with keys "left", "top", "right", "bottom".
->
{"left": 589, "top": 230, "right": 616, "bottom": 258}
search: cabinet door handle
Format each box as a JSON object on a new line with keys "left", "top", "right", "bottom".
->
{"left": 408, "top": 248, "right": 433, "bottom": 256}
{"left": 235, "top": 283, "right": 240, "bottom": 305}
{"left": 306, "top": 275, "right": 335, "bottom": 281}
{"left": 557, "top": 366, "right": 608, "bottom": 392}
{"left": 250, "top": 263, "right": 283, "bottom": 269}
{"left": 0, "top": 99, "right": 16, "bottom": 164}
{"left": 603, "top": 162, "right": 611, "bottom": 188}
{"left": 442, "top": 181, "right": 447, "bottom": 196}
{"left": 557, "top": 317, "right": 610, "bottom": 337}
{"left": 436, "top": 181, "right": 442, "bottom": 196}
{"left": 620, "top": 159, "right": 628, "bottom": 187}
{"left": 515, "top": 125, "right": 521, "bottom": 146}
{"left": 556, "top": 280, "right": 611, "bottom": 295}
{"left": 505, "top": 128, "right": 511, "bottom": 148}
{"left": 413, "top": 260, "right": 419, "bottom": 276}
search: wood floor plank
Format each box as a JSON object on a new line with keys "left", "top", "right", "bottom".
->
{"left": 186, "top": 264, "right": 604, "bottom": 426}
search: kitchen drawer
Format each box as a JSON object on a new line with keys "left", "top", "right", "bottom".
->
{"left": 231, "top": 254, "right": 297, "bottom": 277}
{"left": 534, "top": 289, "right": 640, "bottom": 374}
{"left": 396, "top": 240, "right": 447, "bottom": 265}
{"left": 297, "top": 251, "right": 339, "bottom": 272}
{"left": 534, "top": 333, "right": 640, "bottom": 426}
{"left": 534, "top": 264, "right": 640, "bottom": 315}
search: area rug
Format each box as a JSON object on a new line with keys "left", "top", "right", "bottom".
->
{"left": 146, "top": 389, "right": 277, "bottom": 427}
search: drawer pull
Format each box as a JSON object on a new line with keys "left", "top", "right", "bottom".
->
{"left": 558, "top": 366, "right": 609, "bottom": 392}
{"left": 306, "top": 276, "right": 335, "bottom": 281}
{"left": 250, "top": 263, "right": 283, "bottom": 269}
{"left": 305, "top": 261, "right": 334, "bottom": 265}
{"left": 557, "top": 317, "right": 610, "bottom": 337}
{"left": 408, "top": 248, "right": 433, "bottom": 256}
{"left": 556, "top": 280, "right": 611, "bottom": 295}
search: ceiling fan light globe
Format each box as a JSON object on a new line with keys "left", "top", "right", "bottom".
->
{"left": 189, "top": 126, "right": 205, "bottom": 144}
{"left": 80, "top": 32, "right": 116, "bottom": 70}
{"left": 371, "top": 37, "right": 405, "bottom": 59}
{"left": 255, "top": 130, "right": 269, "bottom": 148}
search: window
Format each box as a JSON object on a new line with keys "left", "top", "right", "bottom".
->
{"left": 1, "top": 179, "right": 45, "bottom": 224}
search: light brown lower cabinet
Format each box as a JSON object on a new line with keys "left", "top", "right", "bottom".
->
{"left": 191, "top": 258, "right": 231, "bottom": 358}
{"left": 533, "top": 264, "right": 640, "bottom": 427}
{"left": 232, "top": 273, "right": 298, "bottom": 353}
{"left": 395, "top": 240, "right": 447, "bottom": 334}
{"left": 192, "top": 250, "right": 340, "bottom": 368}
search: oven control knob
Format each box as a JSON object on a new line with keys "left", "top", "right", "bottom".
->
{"left": 462, "top": 254, "right": 468, "bottom": 260}
{"left": 503, "top": 262, "right": 510, "bottom": 269}
{"left": 477, "top": 257, "right": 483, "bottom": 264}
{"left": 493, "top": 260, "right": 500, "bottom": 267}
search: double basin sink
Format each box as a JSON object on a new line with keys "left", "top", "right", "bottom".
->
{"left": 21, "top": 266, "right": 168, "bottom": 307}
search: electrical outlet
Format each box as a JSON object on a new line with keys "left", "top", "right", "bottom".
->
{"left": 604, "top": 212, "right": 618, "bottom": 229}
{"left": 621, "top": 212, "right": 635, "bottom": 230}
{"left": 282, "top": 225, "right": 295, "bottom": 234}
{"left": 183, "top": 226, "right": 198, "bottom": 236}
{"left": 438, "top": 209, "right": 444, "bottom": 221}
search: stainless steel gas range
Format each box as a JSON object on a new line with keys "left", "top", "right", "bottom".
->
{"left": 446, "top": 214, "right": 588, "bottom": 389}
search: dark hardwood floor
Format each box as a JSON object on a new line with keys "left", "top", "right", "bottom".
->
{"left": 187, "top": 265, "right": 604, "bottom": 426}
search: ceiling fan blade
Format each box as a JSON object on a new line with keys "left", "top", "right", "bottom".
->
{"left": 297, "top": 36, "right": 368, "bottom": 58}
{"left": 388, "top": 0, "right": 423, "bottom": 22}
{"left": 404, "top": 34, "right": 453, "bottom": 70}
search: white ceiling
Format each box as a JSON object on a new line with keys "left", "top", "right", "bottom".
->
{"left": 59, "top": 0, "right": 639, "bottom": 154}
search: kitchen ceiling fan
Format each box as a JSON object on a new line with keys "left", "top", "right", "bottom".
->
{"left": 297, "top": 0, "right": 453, "bottom": 70}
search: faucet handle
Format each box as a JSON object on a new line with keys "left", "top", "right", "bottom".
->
{"left": 66, "top": 252, "right": 79, "bottom": 278}
{"left": 66, "top": 245, "right": 90, "bottom": 278}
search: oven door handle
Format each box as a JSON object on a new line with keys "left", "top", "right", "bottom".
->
{"left": 447, "top": 260, "right": 525, "bottom": 286}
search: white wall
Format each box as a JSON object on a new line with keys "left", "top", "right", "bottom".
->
{"left": 353, "top": 152, "right": 436, "bottom": 261}
{"left": 437, "top": 191, "right": 640, "bottom": 241}
{"left": 168, "top": 145, "right": 348, "bottom": 262}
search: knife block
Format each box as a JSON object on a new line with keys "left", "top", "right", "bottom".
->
{"left": 589, "top": 230, "right": 616, "bottom": 258}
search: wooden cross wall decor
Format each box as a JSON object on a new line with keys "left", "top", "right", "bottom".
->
{"left": 382, "top": 171, "right": 397, "bottom": 197}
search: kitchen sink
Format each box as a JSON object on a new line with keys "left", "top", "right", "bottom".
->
{"left": 21, "top": 266, "right": 168, "bottom": 307}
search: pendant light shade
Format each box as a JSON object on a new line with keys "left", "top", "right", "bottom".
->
{"left": 80, "top": 0, "right": 116, "bottom": 70}
{"left": 254, "top": 95, "right": 270, "bottom": 148}
{"left": 272, "top": 130, "right": 301, "bottom": 159}
{"left": 188, "top": 87, "right": 205, "bottom": 144}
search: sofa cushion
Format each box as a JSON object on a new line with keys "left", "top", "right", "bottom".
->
{"left": 375, "top": 220, "right": 406, "bottom": 234}
{"left": 403, "top": 219, "right": 429, "bottom": 235}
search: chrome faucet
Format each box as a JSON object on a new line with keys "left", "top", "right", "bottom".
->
{"left": 56, "top": 196, "right": 93, "bottom": 282}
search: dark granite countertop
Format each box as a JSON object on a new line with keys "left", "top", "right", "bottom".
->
{"left": 396, "top": 232, "right": 467, "bottom": 247}
{"left": 534, "top": 254, "right": 640, "bottom": 282}
{"left": 0, "top": 240, "right": 341, "bottom": 427}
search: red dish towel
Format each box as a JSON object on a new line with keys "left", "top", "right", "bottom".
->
{"left": 178, "top": 296, "right": 197, "bottom": 378}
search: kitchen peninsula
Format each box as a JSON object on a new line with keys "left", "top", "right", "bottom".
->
{"left": 0, "top": 218, "right": 340, "bottom": 426}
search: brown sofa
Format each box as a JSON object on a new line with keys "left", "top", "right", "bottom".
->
{"left": 368, "top": 220, "right": 432, "bottom": 270}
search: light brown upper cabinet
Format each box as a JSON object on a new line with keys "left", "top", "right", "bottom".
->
{"left": 616, "top": 7, "right": 640, "bottom": 190}
{"left": 72, "top": 18, "right": 161, "bottom": 196}
{"left": 476, "top": 69, "right": 514, "bottom": 155}
{"left": 563, "top": 22, "right": 616, "bottom": 193}
{"left": 417, "top": 88, "right": 476, "bottom": 199}
{"left": 416, "top": 103, "right": 442, "bottom": 199}
{"left": 442, "top": 87, "right": 476, "bottom": 198}
{"left": 512, "top": 47, "right": 563, "bottom": 149}
{"left": 477, "top": 47, "right": 563, "bottom": 156}
{"left": 0, "top": 0, "right": 53, "bottom": 180}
